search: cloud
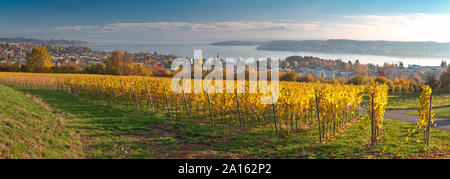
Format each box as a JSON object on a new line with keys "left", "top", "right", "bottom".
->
{"left": 333, "top": 13, "right": 450, "bottom": 42}
{"left": 52, "top": 14, "right": 450, "bottom": 42}
{"left": 53, "top": 25, "right": 100, "bottom": 31}
{"left": 53, "top": 21, "right": 320, "bottom": 32}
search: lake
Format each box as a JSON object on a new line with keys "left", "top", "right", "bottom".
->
{"left": 89, "top": 42, "right": 448, "bottom": 66}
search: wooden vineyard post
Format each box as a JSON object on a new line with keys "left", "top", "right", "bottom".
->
{"left": 426, "top": 95, "right": 432, "bottom": 146}
{"left": 101, "top": 80, "right": 106, "bottom": 99}
{"left": 75, "top": 80, "right": 80, "bottom": 96}
{"left": 56, "top": 80, "right": 65, "bottom": 93}
{"left": 78, "top": 80, "right": 83, "bottom": 96}
{"left": 73, "top": 79, "right": 77, "bottom": 95}
{"left": 120, "top": 80, "right": 128, "bottom": 107}
{"left": 46, "top": 79, "right": 50, "bottom": 91}
{"left": 110, "top": 80, "right": 118, "bottom": 104}
{"left": 56, "top": 79, "right": 60, "bottom": 92}
{"left": 100, "top": 80, "right": 110, "bottom": 105}
{"left": 333, "top": 113, "right": 336, "bottom": 136}
{"left": 290, "top": 114, "right": 294, "bottom": 133}
{"left": 69, "top": 80, "right": 73, "bottom": 95}
{"left": 175, "top": 105, "right": 178, "bottom": 119}
{"left": 271, "top": 92, "right": 278, "bottom": 136}
{"left": 61, "top": 80, "right": 66, "bottom": 94}
{"left": 145, "top": 83, "right": 154, "bottom": 113}
{"left": 94, "top": 79, "right": 100, "bottom": 100}
{"left": 235, "top": 91, "right": 242, "bottom": 130}
{"left": 251, "top": 108, "right": 255, "bottom": 131}
{"left": 371, "top": 92, "right": 375, "bottom": 147}
{"left": 206, "top": 88, "right": 214, "bottom": 126}
{"left": 53, "top": 79, "right": 57, "bottom": 92}
{"left": 130, "top": 81, "right": 140, "bottom": 110}
{"left": 315, "top": 92, "right": 322, "bottom": 143}
{"left": 163, "top": 86, "right": 171, "bottom": 117}
{"left": 181, "top": 86, "right": 190, "bottom": 120}
{"left": 32, "top": 77, "right": 36, "bottom": 89}
{"left": 243, "top": 110, "right": 248, "bottom": 131}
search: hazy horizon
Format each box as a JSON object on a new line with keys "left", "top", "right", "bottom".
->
{"left": 5, "top": 37, "right": 450, "bottom": 46}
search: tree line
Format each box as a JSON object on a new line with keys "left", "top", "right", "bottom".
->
{"left": 0, "top": 45, "right": 170, "bottom": 77}
{"left": 279, "top": 67, "right": 450, "bottom": 94}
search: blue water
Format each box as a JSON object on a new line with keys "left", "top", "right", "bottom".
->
{"left": 89, "top": 42, "right": 448, "bottom": 66}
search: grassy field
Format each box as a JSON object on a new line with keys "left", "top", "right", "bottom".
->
{"left": 386, "top": 93, "right": 450, "bottom": 110}
{"left": 1, "top": 84, "right": 449, "bottom": 158}
{"left": 0, "top": 85, "right": 83, "bottom": 158}
{"left": 407, "top": 107, "right": 450, "bottom": 119}
{"left": 433, "top": 108, "right": 450, "bottom": 118}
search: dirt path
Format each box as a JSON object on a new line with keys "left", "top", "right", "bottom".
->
{"left": 360, "top": 107, "right": 450, "bottom": 131}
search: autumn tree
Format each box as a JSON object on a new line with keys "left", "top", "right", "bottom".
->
{"left": 393, "top": 78, "right": 401, "bottom": 92}
{"left": 399, "top": 78, "right": 410, "bottom": 93}
{"left": 377, "top": 70, "right": 386, "bottom": 77}
{"left": 151, "top": 64, "right": 169, "bottom": 77}
{"left": 128, "top": 64, "right": 153, "bottom": 76}
{"left": 61, "top": 63, "right": 83, "bottom": 73}
{"left": 85, "top": 63, "right": 106, "bottom": 74}
{"left": 283, "top": 61, "right": 291, "bottom": 68}
{"left": 280, "top": 71, "right": 298, "bottom": 81}
{"left": 439, "top": 67, "right": 450, "bottom": 93}
{"left": 292, "top": 60, "right": 299, "bottom": 67}
{"left": 25, "top": 45, "right": 53, "bottom": 72}
{"left": 413, "top": 73, "right": 422, "bottom": 85}
{"left": 348, "top": 76, "right": 368, "bottom": 85}
{"left": 374, "top": 75, "right": 388, "bottom": 84}
{"left": 425, "top": 73, "right": 439, "bottom": 92}
{"left": 0, "top": 61, "right": 21, "bottom": 72}
{"left": 298, "top": 74, "right": 315, "bottom": 82}
{"left": 105, "top": 50, "right": 134, "bottom": 75}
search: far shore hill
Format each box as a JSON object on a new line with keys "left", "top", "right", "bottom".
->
{"left": 0, "top": 37, "right": 91, "bottom": 46}
{"left": 211, "top": 39, "right": 450, "bottom": 58}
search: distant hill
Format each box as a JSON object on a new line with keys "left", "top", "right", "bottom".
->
{"left": 0, "top": 37, "right": 91, "bottom": 46}
{"left": 256, "top": 39, "right": 450, "bottom": 58}
{"left": 210, "top": 40, "right": 263, "bottom": 46}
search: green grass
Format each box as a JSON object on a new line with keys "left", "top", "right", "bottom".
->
{"left": 14, "top": 87, "right": 158, "bottom": 158}
{"left": 211, "top": 116, "right": 450, "bottom": 159}
{"left": 434, "top": 108, "right": 450, "bottom": 118}
{"left": 407, "top": 107, "right": 450, "bottom": 119}
{"left": 0, "top": 84, "right": 83, "bottom": 158}
{"left": 3, "top": 85, "right": 449, "bottom": 158}
{"left": 13, "top": 86, "right": 231, "bottom": 158}
{"left": 386, "top": 93, "right": 450, "bottom": 110}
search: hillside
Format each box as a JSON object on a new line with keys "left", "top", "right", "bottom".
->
{"left": 0, "top": 84, "right": 83, "bottom": 158}
{"left": 256, "top": 39, "right": 450, "bottom": 58}
{"left": 0, "top": 37, "right": 91, "bottom": 46}
{"left": 210, "top": 40, "right": 263, "bottom": 46}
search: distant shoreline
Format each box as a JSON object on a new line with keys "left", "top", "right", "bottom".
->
{"left": 0, "top": 37, "right": 92, "bottom": 46}
{"left": 211, "top": 39, "right": 450, "bottom": 59}
{"left": 210, "top": 41, "right": 263, "bottom": 46}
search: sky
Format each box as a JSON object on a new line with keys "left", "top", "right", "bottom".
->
{"left": 1, "top": 0, "right": 450, "bottom": 44}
